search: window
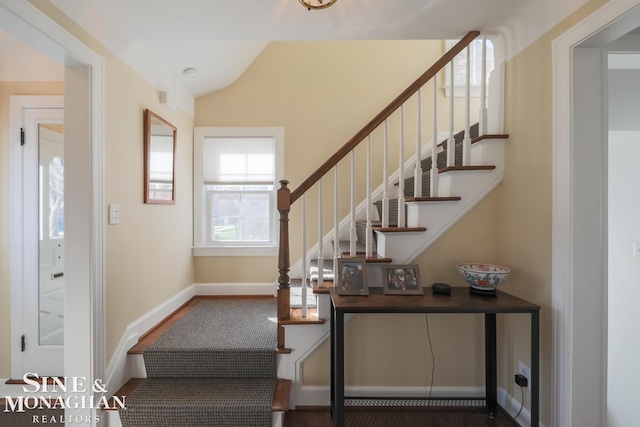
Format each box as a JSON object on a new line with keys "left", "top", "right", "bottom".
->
{"left": 444, "top": 38, "right": 494, "bottom": 97}
{"left": 193, "top": 127, "right": 284, "bottom": 256}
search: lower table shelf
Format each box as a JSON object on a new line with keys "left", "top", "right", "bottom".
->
{"left": 343, "top": 397, "right": 520, "bottom": 426}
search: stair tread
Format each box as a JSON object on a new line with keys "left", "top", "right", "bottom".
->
{"left": 105, "top": 378, "right": 291, "bottom": 412}
{"left": 438, "top": 165, "right": 496, "bottom": 173}
{"left": 406, "top": 196, "right": 462, "bottom": 202}
{"left": 341, "top": 254, "right": 393, "bottom": 263}
{"left": 312, "top": 280, "right": 334, "bottom": 293}
{"left": 128, "top": 296, "right": 276, "bottom": 355}
{"left": 472, "top": 133, "right": 509, "bottom": 143}
{"left": 372, "top": 226, "right": 427, "bottom": 233}
{"left": 281, "top": 308, "right": 324, "bottom": 325}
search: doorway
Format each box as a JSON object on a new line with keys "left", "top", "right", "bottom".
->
{"left": 552, "top": 0, "right": 640, "bottom": 425}
{"left": 2, "top": 1, "right": 105, "bottom": 419}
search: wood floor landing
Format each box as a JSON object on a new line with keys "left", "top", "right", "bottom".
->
{"left": 128, "top": 295, "right": 276, "bottom": 355}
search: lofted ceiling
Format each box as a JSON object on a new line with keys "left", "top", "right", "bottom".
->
{"left": 48, "top": 0, "right": 531, "bottom": 104}
{"left": 1, "top": 0, "right": 594, "bottom": 114}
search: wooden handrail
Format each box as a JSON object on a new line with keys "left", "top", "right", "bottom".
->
{"left": 289, "top": 30, "right": 480, "bottom": 204}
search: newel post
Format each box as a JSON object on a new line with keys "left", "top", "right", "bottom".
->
{"left": 277, "top": 180, "right": 291, "bottom": 348}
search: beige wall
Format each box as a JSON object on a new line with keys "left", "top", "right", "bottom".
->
{"left": 496, "top": 0, "right": 609, "bottom": 423}
{"left": 0, "top": 81, "right": 64, "bottom": 377}
{"left": 194, "top": 40, "right": 480, "bottom": 283}
{"left": 23, "top": 1, "right": 195, "bottom": 366}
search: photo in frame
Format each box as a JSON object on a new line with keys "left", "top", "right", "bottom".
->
{"left": 336, "top": 258, "right": 369, "bottom": 296}
{"left": 382, "top": 264, "right": 423, "bottom": 295}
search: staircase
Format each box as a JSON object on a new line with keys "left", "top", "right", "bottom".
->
{"left": 102, "top": 31, "right": 505, "bottom": 424}
{"left": 276, "top": 31, "right": 509, "bottom": 407}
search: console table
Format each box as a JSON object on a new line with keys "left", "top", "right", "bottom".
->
{"left": 329, "top": 287, "right": 540, "bottom": 426}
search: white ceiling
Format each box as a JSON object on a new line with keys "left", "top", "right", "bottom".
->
{"left": 47, "top": 0, "right": 531, "bottom": 104}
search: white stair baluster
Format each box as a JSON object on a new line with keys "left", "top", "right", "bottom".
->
{"left": 447, "top": 55, "right": 455, "bottom": 167}
{"left": 317, "top": 178, "right": 324, "bottom": 288}
{"left": 463, "top": 44, "right": 472, "bottom": 166}
{"left": 397, "top": 104, "right": 406, "bottom": 227}
{"left": 431, "top": 75, "right": 439, "bottom": 197}
{"left": 350, "top": 151, "right": 357, "bottom": 257}
{"left": 480, "top": 36, "right": 488, "bottom": 135}
{"left": 382, "top": 119, "right": 390, "bottom": 228}
{"left": 301, "top": 193, "right": 307, "bottom": 318}
{"left": 415, "top": 89, "right": 423, "bottom": 198}
{"left": 366, "top": 135, "right": 373, "bottom": 258}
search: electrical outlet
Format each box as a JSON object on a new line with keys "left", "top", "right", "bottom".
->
{"left": 518, "top": 361, "right": 531, "bottom": 390}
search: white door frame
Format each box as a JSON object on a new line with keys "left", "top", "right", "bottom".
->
{"left": 2, "top": 0, "right": 105, "bottom": 422}
{"left": 552, "top": 0, "right": 640, "bottom": 425}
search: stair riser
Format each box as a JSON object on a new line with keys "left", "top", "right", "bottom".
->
{"left": 105, "top": 409, "right": 284, "bottom": 427}
{"left": 471, "top": 139, "right": 506, "bottom": 166}
{"left": 375, "top": 231, "right": 432, "bottom": 260}
{"left": 144, "top": 350, "right": 277, "bottom": 378}
{"left": 438, "top": 168, "right": 500, "bottom": 198}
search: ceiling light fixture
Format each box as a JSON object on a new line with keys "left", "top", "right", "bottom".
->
{"left": 299, "top": 0, "right": 337, "bottom": 11}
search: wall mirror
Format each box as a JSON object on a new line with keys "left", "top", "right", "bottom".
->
{"left": 144, "top": 109, "right": 177, "bottom": 204}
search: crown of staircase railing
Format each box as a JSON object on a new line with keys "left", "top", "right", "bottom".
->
{"left": 276, "top": 31, "right": 486, "bottom": 348}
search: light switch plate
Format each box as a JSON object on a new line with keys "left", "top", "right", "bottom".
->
{"left": 109, "top": 204, "right": 120, "bottom": 225}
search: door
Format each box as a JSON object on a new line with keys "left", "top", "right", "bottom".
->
{"left": 22, "top": 107, "right": 64, "bottom": 376}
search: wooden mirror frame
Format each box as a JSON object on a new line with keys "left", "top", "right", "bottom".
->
{"left": 143, "top": 109, "right": 177, "bottom": 204}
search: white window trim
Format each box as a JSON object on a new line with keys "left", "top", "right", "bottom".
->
{"left": 193, "top": 126, "right": 284, "bottom": 257}
{"left": 443, "top": 39, "right": 493, "bottom": 98}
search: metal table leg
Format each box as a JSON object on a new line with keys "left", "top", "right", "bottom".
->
{"left": 330, "top": 297, "right": 335, "bottom": 420}
{"left": 485, "top": 313, "right": 497, "bottom": 417}
{"left": 334, "top": 310, "right": 345, "bottom": 427}
{"left": 531, "top": 310, "right": 540, "bottom": 427}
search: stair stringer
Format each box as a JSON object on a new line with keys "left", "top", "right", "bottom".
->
{"left": 378, "top": 138, "right": 506, "bottom": 262}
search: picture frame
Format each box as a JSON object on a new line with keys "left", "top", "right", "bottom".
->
{"left": 336, "top": 258, "right": 369, "bottom": 296}
{"left": 382, "top": 264, "right": 423, "bottom": 295}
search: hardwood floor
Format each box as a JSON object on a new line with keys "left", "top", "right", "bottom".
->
{"left": 284, "top": 407, "right": 519, "bottom": 427}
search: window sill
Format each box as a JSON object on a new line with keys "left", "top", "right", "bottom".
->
{"left": 192, "top": 246, "right": 278, "bottom": 257}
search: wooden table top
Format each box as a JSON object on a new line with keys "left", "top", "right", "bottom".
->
{"left": 330, "top": 286, "right": 540, "bottom": 314}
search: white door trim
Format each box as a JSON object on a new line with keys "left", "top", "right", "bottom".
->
{"left": 1, "top": 0, "right": 105, "bottom": 422}
{"left": 552, "top": 0, "right": 640, "bottom": 425}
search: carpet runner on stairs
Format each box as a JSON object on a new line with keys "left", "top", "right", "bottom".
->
{"left": 119, "top": 299, "right": 278, "bottom": 427}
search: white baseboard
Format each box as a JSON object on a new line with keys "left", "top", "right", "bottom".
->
{"left": 498, "top": 387, "right": 546, "bottom": 427}
{"left": 104, "top": 285, "right": 196, "bottom": 394}
{"left": 195, "top": 282, "right": 276, "bottom": 296}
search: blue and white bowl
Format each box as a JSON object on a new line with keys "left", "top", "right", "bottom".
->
{"left": 456, "top": 263, "right": 511, "bottom": 291}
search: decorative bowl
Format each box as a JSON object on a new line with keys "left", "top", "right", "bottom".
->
{"left": 456, "top": 263, "right": 511, "bottom": 292}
